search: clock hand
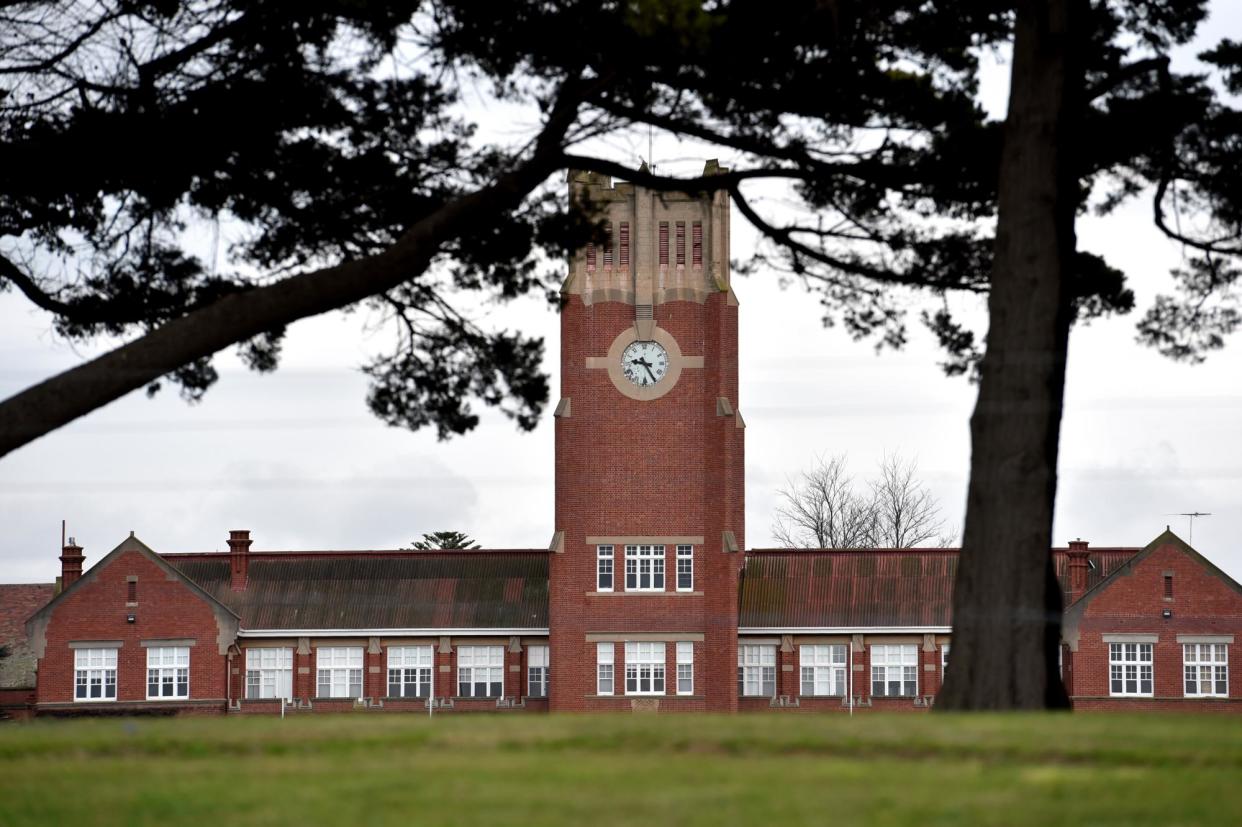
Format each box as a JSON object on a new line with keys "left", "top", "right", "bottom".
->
{"left": 643, "top": 364, "right": 656, "bottom": 383}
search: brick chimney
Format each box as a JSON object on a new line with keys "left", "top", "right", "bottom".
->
{"left": 60, "top": 537, "right": 85, "bottom": 591}
{"left": 1066, "top": 539, "right": 1090, "bottom": 604}
{"left": 228, "top": 530, "right": 252, "bottom": 591}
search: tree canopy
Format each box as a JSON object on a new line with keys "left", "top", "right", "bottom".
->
{"left": 411, "top": 531, "right": 480, "bottom": 550}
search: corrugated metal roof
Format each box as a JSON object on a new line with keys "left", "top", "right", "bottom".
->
{"left": 740, "top": 547, "right": 1140, "bottom": 628}
{"left": 168, "top": 551, "right": 548, "bottom": 630}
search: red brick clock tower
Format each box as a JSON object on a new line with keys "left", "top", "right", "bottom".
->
{"left": 549, "top": 165, "right": 745, "bottom": 711}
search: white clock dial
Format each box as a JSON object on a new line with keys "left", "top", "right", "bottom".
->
{"left": 620, "top": 341, "right": 669, "bottom": 387}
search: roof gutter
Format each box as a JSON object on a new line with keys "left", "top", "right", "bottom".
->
{"left": 738, "top": 626, "right": 952, "bottom": 635}
{"left": 239, "top": 627, "right": 549, "bottom": 638}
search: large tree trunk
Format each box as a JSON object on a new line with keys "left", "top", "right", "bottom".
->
{"left": 937, "top": 0, "right": 1082, "bottom": 710}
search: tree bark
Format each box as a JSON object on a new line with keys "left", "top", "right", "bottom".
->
{"left": 937, "top": 0, "right": 1082, "bottom": 710}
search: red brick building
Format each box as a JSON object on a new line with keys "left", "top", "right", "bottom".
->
{"left": 6, "top": 169, "right": 1242, "bottom": 715}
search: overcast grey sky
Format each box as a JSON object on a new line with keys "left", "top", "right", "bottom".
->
{"left": 2, "top": 5, "right": 1240, "bottom": 584}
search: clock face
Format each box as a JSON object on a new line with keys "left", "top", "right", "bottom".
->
{"left": 620, "top": 340, "right": 669, "bottom": 387}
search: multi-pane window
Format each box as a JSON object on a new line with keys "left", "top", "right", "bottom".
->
{"left": 74, "top": 648, "right": 117, "bottom": 702}
{"left": 676, "top": 642, "right": 694, "bottom": 695}
{"left": 597, "top": 642, "right": 615, "bottom": 695}
{"left": 691, "top": 222, "right": 703, "bottom": 267}
{"left": 871, "top": 644, "right": 918, "bottom": 697}
{"left": 387, "top": 645, "right": 433, "bottom": 698}
{"left": 676, "top": 545, "right": 693, "bottom": 591}
{"left": 316, "top": 646, "right": 363, "bottom": 699}
{"left": 1109, "top": 643, "right": 1153, "bottom": 696}
{"left": 800, "top": 645, "right": 847, "bottom": 696}
{"left": 458, "top": 645, "right": 504, "bottom": 698}
{"left": 738, "top": 644, "right": 776, "bottom": 697}
{"left": 586, "top": 242, "right": 596, "bottom": 271}
{"left": 1184, "top": 643, "right": 1228, "bottom": 697}
{"left": 675, "top": 221, "right": 686, "bottom": 266}
{"left": 619, "top": 222, "right": 630, "bottom": 267}
{"left": 245, "top": 647, "right": 293, "bottom": 700}
{"left": 528, "top": 645, "right": 549, "bottom": 698}
{"left": 597, "top": 545, "right": 614, "bottom": 591}
{"left": 624, "top": 544, "right": 665, "bottom": 591}
{"left": 602, "top": 223, "right": 613, "bottom": 268}
{"left": 146, "top": 646, "right": 190, "bottom": 700}
{"left": 658, "top": 221, "right": 669, "bottom": 266}
{"left": 625, "top": 641, "right": 666, "bottom": 695}
{"left": 942, "top": 644, "right": 950, "bottom": 677}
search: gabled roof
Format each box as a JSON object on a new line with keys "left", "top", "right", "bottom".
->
{"left": 167, "top": 550, "right": 548, "bottom": 631}
{"left": 0, "top": 583, "right": 55, "bottom": 688}
{"left": 739, "top": 545, "right": 1142, "bottom": 629}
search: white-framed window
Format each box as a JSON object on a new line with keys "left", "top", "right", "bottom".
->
{"left": 738, "top": 644, "right": 776, "bottom": 697}
{"left": 146, "top": 646, "right": 190, "bottom": 700}
{"left": 676, "top": 641, "right": 694, "bottom": 695}
{"left": 1109, "top": 643, "right": 1153, "bottom": 697}
{"left": 676, "top": 545, "right": 693, "bottom": 591}
{"left": 458, "top": 645, "right": 504, "bottom": 698}
{"left": 316, "top": 646, "right": 363, "bottom": 699}
{"left": 245, "top": 647, "right": 293, "bottom": 700}
{"left": 1184, "top": 643, "right": 1228, "bottom": 698}
{"left": 387, "top": 645, "right": 433, "bottom": 699}
{"left": 625, "top": 641, "right": 666, "bottom": 695}
{"left": 74, "top": 648, "right": 117, "bottom": 702}
{"left": 597, "top": 545, "right": 614, "bottom": 592}
{"left": 624, "top": 544, "right": 665, "bottom": 591}
{"left": 528, "top": 645, "right": 549, "bottom": 698}
{"left": 597, "top": 642, "right": 615, "bottom": 695}
{"left": 942, "top": 644, "right": 950, "bottom": 677}
{"left": 800, "top": 644, "right": 847, "bottom": 696}
{"left": 871, "top": 644, "right": 918, "bottom": 697}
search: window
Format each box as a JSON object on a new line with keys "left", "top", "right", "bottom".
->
{"left": 127, "top": 580, "right": 137, "bottom": 603}
{"left": 624, "top": 544, "right": 665, "bottom": 591}
{"left": 1164, "top": 574, "right": 1174, "bottom": 599}
{"left": 658, "top": 221, "right": 669, "bottom": 266}
{"left": 676, "top": 545, "right": 693, "bottom": 591}
{"left": 458, "top": 645, "right": 504, "bottom": 698}
{"left": 871, "top": 644, "right": 918, "bottom": 697}
{"left": 1109, "top": 643, "right": 1153, "bottom": 697}
{"left": 1184, "top": 643, "right": 1228, "bottom": 697}
{"left": 74, "top": 648, "right": 117, "bottom": 702}
{"left": 316, "top": 646, "right": 363, "bottom": 699}
{"left": 625, "top": 641, "right": 665, "bottom": 695}
{"left": 675, "top": 221, "right": 686, "bottom": 266}
{"left": 597, "top": 642, "right": 615, "bottom": 695}
{"left": 387, "top": 645, "right": 433, "bottom": 699}
{"left": 245, "top": 647, "right": 293, "bottom": 700}
{"left": 738, "top": 644, "right": 776, "bottom": 697}
{"left": 800, "top": 645, "right": 847, "bottom": 696}
{"left": 528, "top": 645, "right": 549, "bottom": 698}
{"left": 942, "top": 644, "right": 950, "bottom": 677}
{"left": 586, "top": 242, "right": 596, "bottom": 271}
{"left": 147, "top": 646, "right": 190, "bottom": 700}
{"left": 692, "top": 222, "right": 703, "bottom": 267}
{"left": 676, "top": 642, "right": 694, "bottom": 695}
{"left": 597, "top": 545, "right": 614, "bottom": 591}
{"left": 603, "top": 222, "right": 613, "bottom": 268}
{"left": 619, "top": 222, "right": 630, "bottom": 267}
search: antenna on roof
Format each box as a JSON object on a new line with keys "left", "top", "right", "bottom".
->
{"left": 1166, "top": 512, "right": 1211, "bottom": 544}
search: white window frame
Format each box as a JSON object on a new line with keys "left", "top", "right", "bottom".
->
{"left": 1183, "top": 643, "right": 1228, "bottom": 698}
{"left": 387, "top": 645, "right": 433, "bottom": 699}
{"left": 624, "top": 544, "right": 665, "bottom": 591}
{"left": 1109, "top": 643, "right": 1153, "bottom": 697}
{"left": 74, "top": 647, "right": 117, "bottom": 702}
{"left": 245, "top": 647, "right": 293, "bottom": 700}
{"left": 596, "top": 545, "right": 614, "bottom": 592}
{"left": 676, "top": 545, "right": 694, "bottom": 591}
{"left": 870, "top": 644, "right": 918, "bottom": 697}
{"left": 800, "top": 644, "right": 847, "bottom": 697}
{"left": 146, "top": 645, "right": 190, "bottom": 700}
{"left": 457, "top": 645, "right": 504, "bottom": 698}
{"left": 676, "top": 641, "right": 694, "bottom": 695}
{"left": 597, "top": 642, "right": 615, "bottom": 696}
{"left": 624, "top": 641, "right": 666, "bottom": 695}
{"left": 528, "top": 645, "right": 549, "bottom": 698}
{"left": 316, "top": 646, "right": 363, "bottom": 699}
{"left": 941, "top": 643, "right": 950, "bottom": 678}
{"left": 738, "top": 644, "right": 776, "bottom": 697}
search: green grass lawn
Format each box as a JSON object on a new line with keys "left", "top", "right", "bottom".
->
{"left": 2, "top": 712, "right": 1241, "bottom": 826}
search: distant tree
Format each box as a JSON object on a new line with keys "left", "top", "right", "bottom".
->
{"left": 411, "top": 531, "right": 480, "bottom": 550}
{"left": 773, "top": 455, "right": 950, "bottom": 549}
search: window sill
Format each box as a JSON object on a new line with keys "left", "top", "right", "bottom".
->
{"left": 586, "top": 694, "right": 704, "bottom": 700}
{"left": 72, "top": 698, "right": 117, "bottom": 703}
{"left": 145, "top": 696, "right": 191, "bottom": 702}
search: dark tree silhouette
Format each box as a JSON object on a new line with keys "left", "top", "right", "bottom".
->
{"left": 411, "top": 531, "right": 480, "bottom": 550}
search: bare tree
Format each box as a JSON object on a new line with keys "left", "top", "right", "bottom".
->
{"left": 773, "top": 454, "right": 949, "bottom": 549}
